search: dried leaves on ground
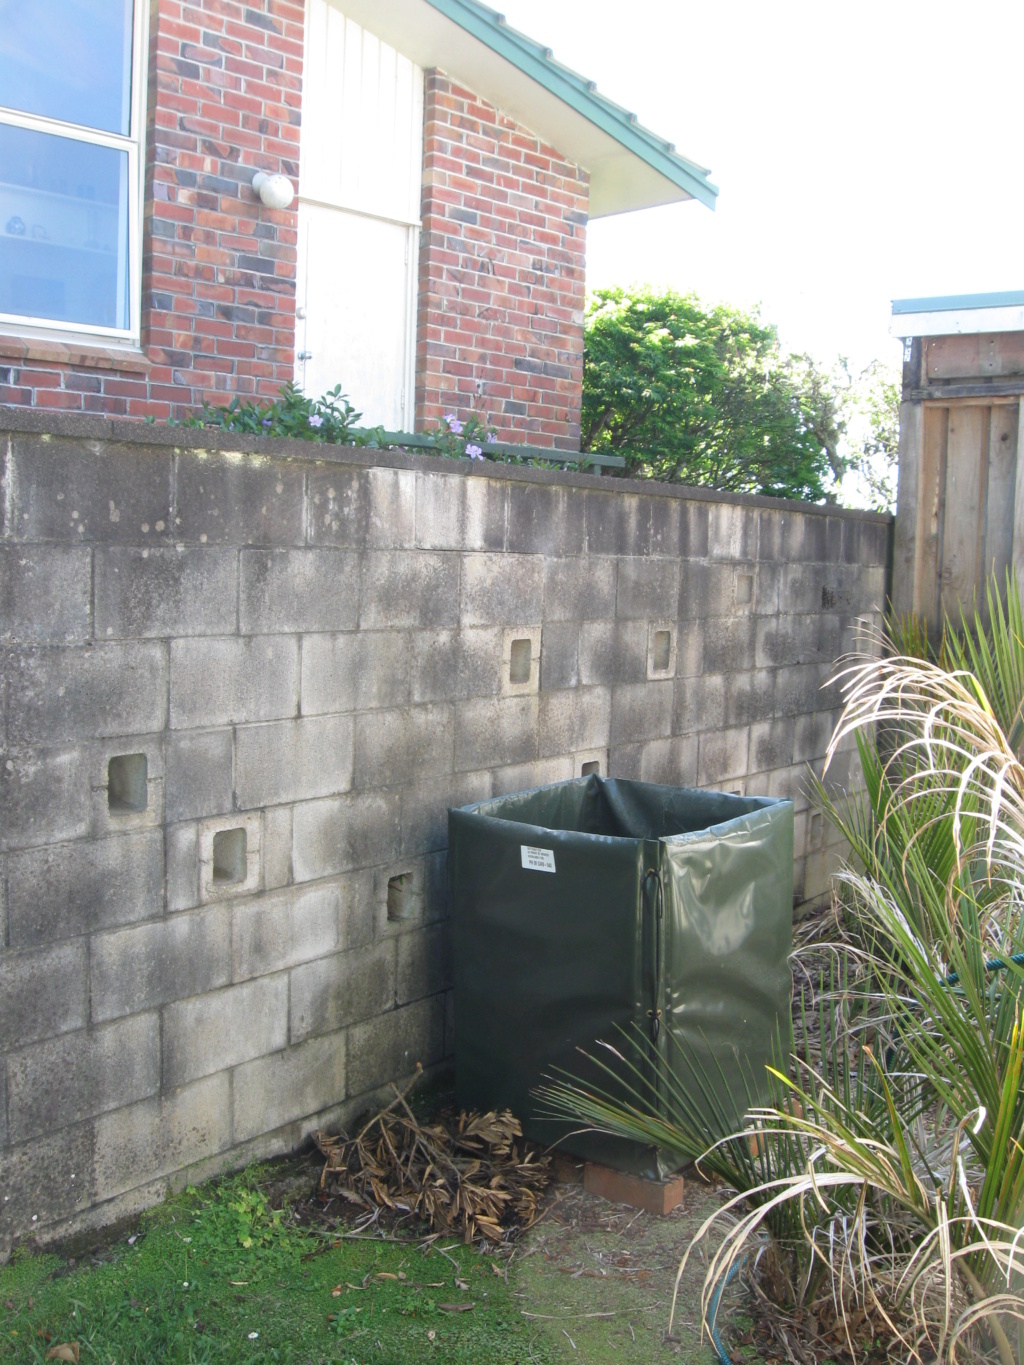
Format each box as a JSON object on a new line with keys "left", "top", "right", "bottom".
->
{"left": 313, "top": 1082, "right": 550, "bottom": 1245}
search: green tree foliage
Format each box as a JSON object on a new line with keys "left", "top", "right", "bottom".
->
{"left": 581, "top": 287, "right": 845, "bottom": 501}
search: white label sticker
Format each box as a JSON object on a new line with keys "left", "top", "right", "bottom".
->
{"left": 521, "top": 845, "right": 556, "bottom": 873}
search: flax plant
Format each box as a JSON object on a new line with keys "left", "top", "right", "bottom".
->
{"left": 540, "top": 575, "right": 1024, "bottom": 1363}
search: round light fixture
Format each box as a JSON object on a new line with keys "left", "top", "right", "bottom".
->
{"left": 251, "top": 171, "right": 295, "bottom": 210}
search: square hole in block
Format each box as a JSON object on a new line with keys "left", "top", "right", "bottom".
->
{"left": 652, "top": 629, "right": 672, "bottom": 672}
{"left": 387, "top": 872, "right": 413, "bottom": 922}
{"left": 509, "top": 637, "right": 532, "bottom": 685}
{"left": 581, "top": 759, "right": 601, "bottom": 777}
{"left": 736, "top": 573, "right": 753, "bottom": 606}
{"left": 107, "top": 753, "right": 148, "bottom": 814}
{"left": 212, "top": 827, "right": 247, "bottom": 884}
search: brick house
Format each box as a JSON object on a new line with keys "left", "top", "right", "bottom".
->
{"left": 0, "top": 0, "right": 716, "bottom": 447}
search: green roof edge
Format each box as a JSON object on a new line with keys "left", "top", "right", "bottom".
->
{"left": 421, "top": 0, "right": 719, "bottom": 210}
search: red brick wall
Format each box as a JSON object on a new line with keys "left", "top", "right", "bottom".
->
{"left": 416, "top": 72, "right": 588, "bottom": 450}
{"left": 0, "top": 0, "right": 304, "bottom": 419}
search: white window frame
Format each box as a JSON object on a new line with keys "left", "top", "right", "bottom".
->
{"left": 0, "top": 0, "right": 148, "bottom": 345}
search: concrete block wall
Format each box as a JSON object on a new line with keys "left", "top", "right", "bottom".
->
{"left": 0, "top": 410, "right": 891, "bottom": 1250}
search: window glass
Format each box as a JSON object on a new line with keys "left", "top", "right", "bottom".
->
{"left": 0, "top": 0, "right": 134, "bottom": 135}
{"left": 0, "top": 124, "right": 129, "bottom": 330}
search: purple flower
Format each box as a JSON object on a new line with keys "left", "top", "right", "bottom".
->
{"left": 308, "top": 414, "right": 324, "bottom": 428}
{"left": 261, "top": 417, "right": 272, "bottom": 427}
{"left": 446, "top": 415, "right": 464, "bottom": 435}
{"left": 466, "top": 443, "right": 483, "bottom": 459}
{"left": 486, "top": 432, "right": 497, "bottom": 444}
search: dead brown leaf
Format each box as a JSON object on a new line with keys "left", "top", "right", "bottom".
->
{"left": 44, "top": 1346, "right": 79, "bottom": 1364}
{"left": 438, "top": 1302, "right": 475, "bottom": 1313}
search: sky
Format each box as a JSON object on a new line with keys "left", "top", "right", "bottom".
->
{"left": 495, "top": 0, "right": 1024, "bottom": 375}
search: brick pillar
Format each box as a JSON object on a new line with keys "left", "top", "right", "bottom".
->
{"left": 416, "top": 72, "right": 588, "bottom": 450}
{"left": 143, "top": 0, "right": 305, "bottom": 418}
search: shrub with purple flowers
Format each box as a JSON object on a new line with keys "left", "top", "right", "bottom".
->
{"left": 430, "top": 411, "right": 500, "bottom": 461}
{"left": 177, "top": 382, "right": 362, "bottom": 444}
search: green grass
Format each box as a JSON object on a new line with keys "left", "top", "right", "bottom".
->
{"left": 0, "top": 1165, "right": 545, "bottom": 1364}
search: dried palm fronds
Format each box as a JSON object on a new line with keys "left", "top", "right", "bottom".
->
{"left": 314, "top": 1082, "right": 549, "bottom": 1245}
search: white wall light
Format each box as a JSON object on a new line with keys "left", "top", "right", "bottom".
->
{"left": 252, "top": 171, "right": 295, "bottom": 210}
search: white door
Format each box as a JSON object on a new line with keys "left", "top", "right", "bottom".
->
{"left": 297, "top": 1, "right": 424, "bottom": 429}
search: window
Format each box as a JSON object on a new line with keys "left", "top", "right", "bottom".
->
{"left": 0, "top": 0, "right": 146, "bottom": 340}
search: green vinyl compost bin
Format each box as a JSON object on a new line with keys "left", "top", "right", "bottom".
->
{"left": 448, "top": 775, "right": 794, "bottom": 1177}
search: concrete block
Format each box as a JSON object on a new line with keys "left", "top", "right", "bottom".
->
{"left": 639, "top": 735, "right": 698, "bottom": 786}
{"left": 396, "top": 924, "right": 453, "bottom": 1005}
{"left": 302, "top": 630, "right": 410, "bottom": 714}
{"left": 648, "top": 496, "right": 683, "bottom": 558}
{"left": 794, "top": 710, "right": 836, "bottom": 766}
{"left": 775, "top": 664, "right": 831, "bottom": 718}
{"left": 679, "top": 559, "right": 710, "bottom": 617}
{"left": 500, "top": 625, "right": 541, "bottom": 697}
{"left": 609, "top": 681, "right": 674, "bottom": 745}
{"left": 780, "top": 564, "right": 832, "bottom": 616}
{"left": 0, "top": 546, "right": 92, "bottom": 644}
{"left": 754, "top": 562, "right": 783, "bottom": 616}
{"left": 674, "top": 673, "right": 726, "bottom": 735}
{"left": 460, "top": 553, "right": 543, "bottom": 627}
{"left": 307, "top": 467, "right": 415, "bottom": 550}
{"left": 0, "top": 941, "right": 87, "bottom": 1047}
{"left": 573, "top": 748, "right": 608, "bottom": 779}
{"left": 174, "top": 449, "right": 304, "bottom": 546}
{"left": 453, "top": 696, "right": 538, "bottom": 770}
{"left": 6, "top": 830, "right": 163, "bottom": 949}
{"left": 289, "top": 940, "right": 396, "bottom": 1042}
{"left": 170, "top": 636, "right": 298, "bottom": 728}
{"left": 676, "top": 621, "right": 703, "bottom": 678}
{"left": 165, "top": 728, "right": 233, "bottom": 823}
{"left": 0, "top": 1122, "right": 96, "bottom": 1240}
{"left": 767, "top": 765, "right": 813, "bottom": 812}
{"left": 240, "top": 549, "right": 360, "bottom": 634}
{"left": 646, "top": 622, "right": 678, "bottom": 680}
{"left": 424, "top": 850, "right": 449, "bottom": 925}
{"left": 413, "top": 472, "right": 508, "bottom": 551}
{"left": 410, "top": 628, "right": 501, "bottom": 703}
{"left": 758, "top": 510, "right": 828, "bottom": 563}
{"left": 347, "top": 996, "right": 446, "bottom": 1097}
{"left": 262, "top": 804, "right": 293, "bottom": 889}
{"left": 679, "top": 502, "right": 710, "bottom": 558}
{"left": 166, "top": 821, "right": 199, "bottom": 912}
{"left": 578, "top": 620, "right": 648, "bottom": 686}
{"left": 0, "top": 745, "right": 91, "bottom": 852}
{"left": 697, "top": 727, "right": 750, "bottom": 787}
{"left": 232, "top": 1032, "right": 347, "bottom": 1143}
{"left": 749, "top": 718, "right": 795, "bottom": 774}
{"left": 6, "top": 1015, "right": 159, "bottom": 1143}
{"left": 360, "top": 552, "right": 459, "bottom": 630}
{"left": 507, "top": 482, "right": 585, "bottom": 555}
{"left": 7, "top": 643, "right": 167, "bottom": 743}
{"left": 756, "top": 614, "right": 826, "bottom": 669}
{"left": 352, "top": 704, "right": 454, "bottom": 789}
{"left": 7, "top": 434, "right": 173, "bottom": 545}
{"left": 707, "top": 502, "right": 756, "bottom": 560}
{"left": 198, "top": 811, "right": 261, "bottom": 903}
{"left": 537, "top": 687, "right": 611, "bottom": 757}
{"left": 90, "top": 908, "right": 231, "bottom": 1021}
{"left": 842, "top": 517, "right": 891, "bottom": 567}
{"left": 292, "top": 791, "right": 401, "bottom": 881}
{"left": 92, "top": 1073, "right": 231, "bottom": 1202}
{"left": 235, "top": 714, "right": 353, "bottom": 808}
{"left": 232, "top": 883, "right": 344, "bottom": 982}
{"left": 725, "top": 669, "right": 776, "bottom": 726}
{"left": 542, "top": 557, "right": 616, "bottom": 622}
{"left": 399, "top": 770, "right": 491, "bottom": 857}
{"left": 340, "top": 868, "right": 377, "bottom": 949}
{"left": 89, "top": 736, "right": 165, "bottom": 837}
{"left": 492, "top": 755, "right": 573, "bottom": 794}
{"left": 608, "top": 744, "right": 643, "bottom": 780}
{"left": 94, "top": 547, "right": 237, "bottom": 639}
{"left": 540, "top": 621, "right": 579, "bottom": 690}
{"left": 616, "top": 559, "right": 680, "bottom": 621}
{"left": 162, "top": 975, "right": 288, "bottom": 1087}
{"left": 702, "top": 616, "right": 757, "bottom": 674}
{"left": 585, "top": 491, "right": 649, "bottom": 556}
